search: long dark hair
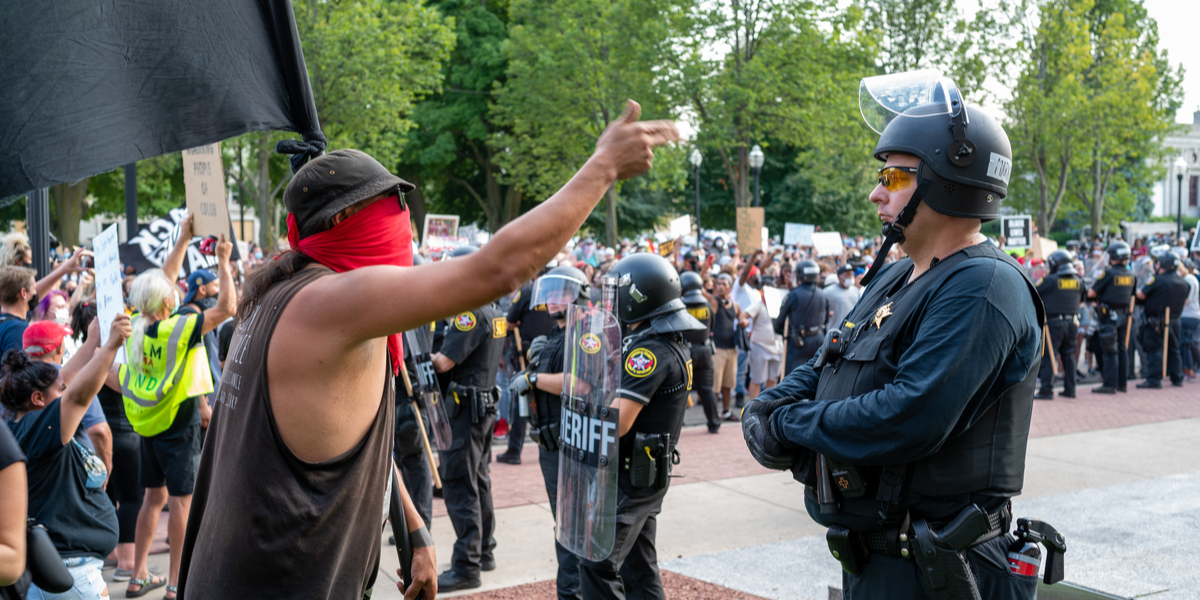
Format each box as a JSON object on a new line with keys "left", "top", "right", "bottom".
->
{"left": 237, "top": 250, "right": 316, "bottom": 322}
{"left": 0, "top": 349, "right": 60, "bottom": 418}
{"left": 71, "top": 301, "right": 97, "bottom": 342}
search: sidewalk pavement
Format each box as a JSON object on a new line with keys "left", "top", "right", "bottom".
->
{"left": 104, "top": 378, "right": 1197, "bottom": 599}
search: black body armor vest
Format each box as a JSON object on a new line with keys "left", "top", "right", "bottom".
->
{"left": 810, "top": 243, "right": 1045, "bottom": 526}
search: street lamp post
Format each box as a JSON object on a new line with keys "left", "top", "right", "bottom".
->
{"left": 1175, "top": 156, "right": 1187, "bottom": 241}
{"left": 749, "top": 145, "right": 764, "bottom": 208}
{"left": 689, "top": 148, "right": 703, "bottom": 245}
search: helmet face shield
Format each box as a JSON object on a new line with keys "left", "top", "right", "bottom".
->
{"left": 859, "top": 69, "right": 964, "bottom": 135}
{"left": 532, "top": 273, "right": 586, "bottom": 307}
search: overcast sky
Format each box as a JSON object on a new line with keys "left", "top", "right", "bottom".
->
{"left": 1143, "top": 0, "right": 1199, "bottom": 124}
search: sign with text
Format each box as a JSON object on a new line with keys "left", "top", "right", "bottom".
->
{"left": 669, "top": 215, "right": 691, "bottom": 238}
{"left": 181, "top": 143, "right": 232, "bottom": 237}
{"left": 658, "top": 238, "right": 677, "bottom": 257}
{"left": 1001, "top": 215, "right": 1033, "bottom": 249}
{"left": 736, "top": 207, "right": 764, "bottom": 254}
{"left": 811, "top": 232, "right": 844, "bottom": 257}
{"left": 92, "top": 224, "right": 126, "bottom": 363}
{"left": 422, "top": 214, "right": 459, "bottom": 245}
{"left": 784, "top": 223, "right": 814, "bottom": 246}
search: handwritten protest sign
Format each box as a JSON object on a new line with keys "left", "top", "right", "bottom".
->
{"left": 784, "top": 223, "right": 814, "bottom": 246}
{"left": 736, "top": 207, "right": 764, "bottom": 254}
{"left": 181, "top": 143, "right": 232, "bottom": 238}
{"left": 93, "top": 224, "right": 126, "bottom": 362}
{"left": 811, "top": 232, "right": 844, "bottom": 257}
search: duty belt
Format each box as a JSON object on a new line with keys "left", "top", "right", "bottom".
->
{"left": 856, "top": 503, "right": 1011, "bottom": 560}
{"left": 1048, "top": 314, "right": 1079, "bottom": 323}
{"left": 1100, "top": 303, "right": 1127, "bottom": 312}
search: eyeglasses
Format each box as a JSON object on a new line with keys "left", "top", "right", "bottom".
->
{"left": 877, "top": 166, "right": 919, "bottom": 192}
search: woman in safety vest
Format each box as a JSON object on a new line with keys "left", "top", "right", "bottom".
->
{"left": 105, "top": 214, "right": 235, "bottom": 599}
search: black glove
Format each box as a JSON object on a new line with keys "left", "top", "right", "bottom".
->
{"left": 509, "top": 371, "right": 536, "bottom": 396}
{"left": 741, "top": 397, "right": 799, "bottom": 471}
{"left": 526, "top": 335, "right": 548, "bottom": 364}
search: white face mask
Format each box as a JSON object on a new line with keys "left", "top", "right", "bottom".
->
{"left": 53, "top": 308, "right": 70, "bottom": 325}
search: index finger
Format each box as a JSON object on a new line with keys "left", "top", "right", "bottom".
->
{"left": 638, "top": 120, "right": 680, "bottom": 146}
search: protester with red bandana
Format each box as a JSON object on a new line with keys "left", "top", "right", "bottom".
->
{"left": 176, "top": 101, "right": 678, "bottom": 600}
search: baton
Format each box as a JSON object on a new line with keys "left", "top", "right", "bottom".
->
{"left": 389, "top": 467, "right": 413, "bottom": 589}
{"left": 399, "top": 364, "right": 443, "bottom": 489}
{"left": 1163, "top": 307, "right": 1170, "bottom": 379}
{"left": 1125, "top": 296, "right": 1135, "bottom": 350}
{"left": 1043, "top": 324, "right": 1057, "bottom": 377}
{"left": 779, "top": 318, "right": 789, "bottom": 381}
{"left": 514, "top": 325, "right": 527, "bottom": 371}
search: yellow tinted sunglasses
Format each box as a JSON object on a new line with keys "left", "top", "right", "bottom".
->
{"left": 877, "top": 166, "right": 919, "bottom": 192}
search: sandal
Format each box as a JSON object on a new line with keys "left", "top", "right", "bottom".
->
{"left": 165, "top": 585, "right": 178, "bottom": 600}
{"left": 126, "top": 574, "right": 166, "bottom": 598}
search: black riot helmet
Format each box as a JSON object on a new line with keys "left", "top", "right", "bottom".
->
{"left": 1156, "top": 251, "right": 1178, "bottom": 272}
{"left": 857, "top": 70, "right": 1013, "bottom": 285}
{"left": 1047, "top": 250, "right": 1074, "bottom": 275}
{"left": 679, "top": 271, "right": 705, "bottom": 305}
{"left": 1106, "top": 241, "right": 1131, "bottom": 264}
{"left": 445, "top": 244, "right": 478, "bottom": 259}
{"left": 795, "top": 259, "right": 820, "bottom": 284}
{"left": 532, "top": 265, "right": 591, "bottom": 319}
{"left": 608, "top": 253, "right": 704, "bottom": 336}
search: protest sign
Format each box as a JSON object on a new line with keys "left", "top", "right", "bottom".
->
{"left": 670, "top": 215, "right": 691, "bottom": 238}
{"left": 120, "top": 208, "right": 219, "bottom": 275}
{"left": 659, "top": 239, "right": 677, "bottom": 257}
{"left": 181, "top": 143, "right": 232, "bottom": 237}
{"left": 762, "top": 227, "right": 770, "bottom": 247}
{"left": 1029, "top": 234, "right": 1058, "bottom": 260}
{"left": 763, "top": 286, "right": 788, "bottom": 319}
{"left": 1001, "top": 215, "right": 1033, "bottom": 249}
{"left": 785, "top": 223, "right": 814, "bottom": 246}
{"left": 736, "top": 207, "right": 764, "bottom": 254}
{"left": 422, "top": 214, "right": 459, "bottom": 245}
{"left": 92, "top": 224, "right": 126, "bottom": 362}
{"left": 811, "top": 232, "right": 844, "bottom": 257}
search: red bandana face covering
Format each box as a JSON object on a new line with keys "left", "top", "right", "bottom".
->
{"left": 286, "top": 196, "right": 413, "bottom": 374}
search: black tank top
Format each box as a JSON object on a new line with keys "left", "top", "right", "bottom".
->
{"left": 711, "top": 298, "right": 737, "bottom": 349}
{"left": 178, "top": 266, "right": 394, "bottom": 599}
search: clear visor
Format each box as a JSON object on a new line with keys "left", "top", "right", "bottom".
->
{"left": 532, "top": 274, "right": 585, "bottom": 307}
{"left": 859, "top": 69, "right": 961, "bottom": 134}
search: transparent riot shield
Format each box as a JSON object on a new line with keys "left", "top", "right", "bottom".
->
{"left": 556, "top": 302, "right": 622, "bottom": 561}
{"left": 404, "top": 326, "right": 453, "bottom": 451}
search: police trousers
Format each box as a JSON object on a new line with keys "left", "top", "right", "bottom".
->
{"left": 1142, "top": 319, "right": 1183, "bottom": 385}
{"left": 1097, "top": 309, "right": 1128, "bottom": 390}
{"left": 1038, "top": 318, "right": 1079, "bottom": 395}
{"left": 578, "top": 486, "right": 669, "bottom": 600}
{"left": 539, "top": 446, "right": 582, "bottom": 600}
{"left": 785, "top": 333, "right": 823, "bottom": 376}
{"left": 842, "top": 534, "right": 1036, "bottom": 600}
{"left": 441, "top": 410, "right": 497, "bottom": 576}
{"left": 690, "top": 346, "right": 719, "bottom": 430}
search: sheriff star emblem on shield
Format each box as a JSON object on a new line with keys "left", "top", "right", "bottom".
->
{"left": 580, "top": 333, "right": 602, "bottom": 354}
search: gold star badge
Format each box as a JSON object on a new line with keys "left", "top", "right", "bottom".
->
{"left": 873, "top": 303, "right": 893, "bottom": 330}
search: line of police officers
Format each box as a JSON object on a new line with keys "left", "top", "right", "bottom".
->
{"left": 1033, "top": 241, "right": 1190, "bottom": 397}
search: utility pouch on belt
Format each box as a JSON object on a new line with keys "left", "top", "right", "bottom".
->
{"left": 910, "top": 505, "right": 991, "bottom": 600}
{"left": 629, "top": 432, "right": 670, "bottom": 489}
{"left": 826, "top": 457, "right": 867, "bottom": 498}
{"left": 532, "top": 422, "right": 560, "bottom": 452}
{"left": 826, "top": 525, "right": 870, "bottom": 575}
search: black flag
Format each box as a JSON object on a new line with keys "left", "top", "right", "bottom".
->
{"left": 0, "top": 0, "right": 322, "bottom": 198}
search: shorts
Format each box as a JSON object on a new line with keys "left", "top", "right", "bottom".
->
{"left": 749, "top": 343, "right": 781, "bottom": 385}
{"left": 140, "top": 422, "right": 201, "bottom": 496}
{"left": 711, "top": 347, "right": 738, "bottom": 390}
{"left": 27, "top": 556, "right": 107, "bottom": 600}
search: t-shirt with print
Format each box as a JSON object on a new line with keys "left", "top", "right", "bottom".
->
{"left": 9, "top": 399, "right": 118, "bottom": 558}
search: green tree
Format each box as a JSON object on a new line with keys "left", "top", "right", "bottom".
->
{"left": 495, "top": 0, "right": 682, "bottom": 246}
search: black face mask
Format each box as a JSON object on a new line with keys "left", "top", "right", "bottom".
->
{"left": 26, "top": 291, "right": 38, "bottom": 312}
{"left": 194, "top": 296, "right": 218, "bottom": 310}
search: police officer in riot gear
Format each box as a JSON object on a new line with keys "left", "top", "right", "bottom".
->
{"left": 1135, "top": 252, "right": 1190, "bottom": 388}
{"left": 742, "top": 72, "right": 1049, "bottom": 599}
{"left": 499, "top": 267, "right": 559, "bottom": 464}
{"left": 508, "top": 265, "right": 589, "bottom": 599}
{"left": 775, "top": 259, "right": 831, "bottom": 375}
{"left": 680, "top": 271, "right": 721, "bottom": 434}
{"left": 578, "top": 253, "right": 703, "bottom": 600}
{"left": 1035, "top": 250, "right": 1086, "bottom": 399}
{"left": 430, "top": 245, "right": 507, "bottom": 591}
{"left": 1088, "top": 241, "right": 1135, "bottom": 394}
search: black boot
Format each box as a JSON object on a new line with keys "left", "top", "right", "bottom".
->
{"left": 437, "top": 570, "right": 482, "bottom": 592}
{"left": 1033, "top": 390, "right": 1054, "bottom": 400}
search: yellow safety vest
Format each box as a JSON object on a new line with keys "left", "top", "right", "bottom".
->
{"left": 120, "top": 313, "right": 214, "bottom": 437}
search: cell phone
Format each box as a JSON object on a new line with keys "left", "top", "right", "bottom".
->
{"left": 78, "top": 255, "right": 93, "bottom": 269}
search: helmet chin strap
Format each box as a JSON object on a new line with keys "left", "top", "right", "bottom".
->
{"left": 859, "top": 177, "right": 933, "bottom": 287}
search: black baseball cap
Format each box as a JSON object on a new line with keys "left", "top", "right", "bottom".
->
{"left": 283, "top": 149, "right": 415, "bottom": 241}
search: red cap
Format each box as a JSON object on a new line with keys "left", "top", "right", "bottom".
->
{"left": 23, "top": 321, "right": 73, "bottom": 357}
